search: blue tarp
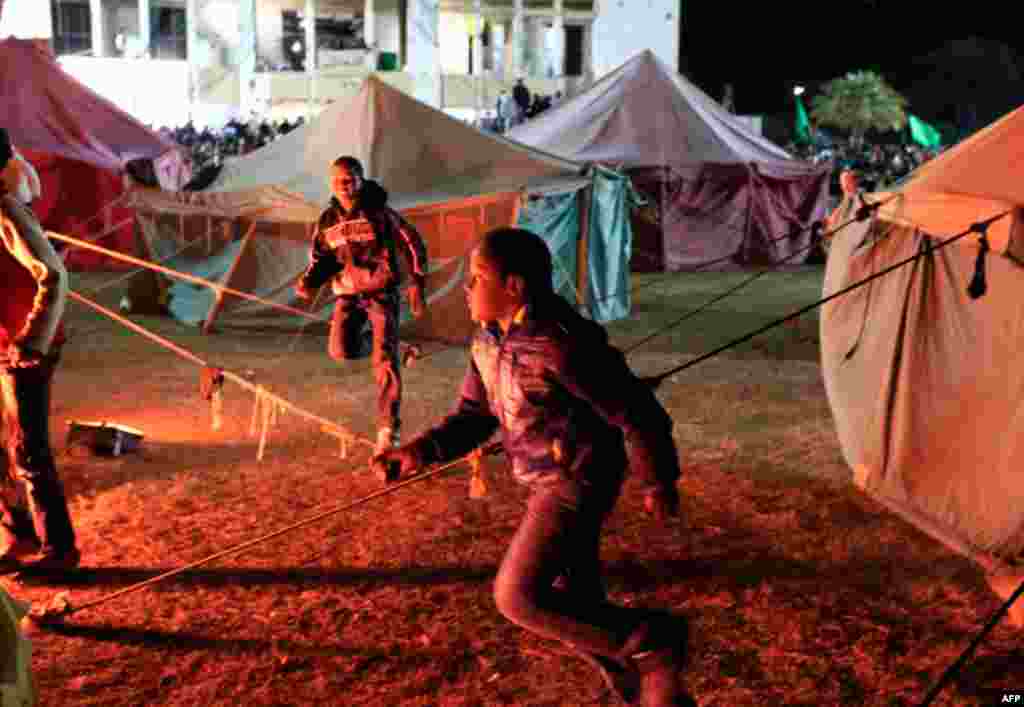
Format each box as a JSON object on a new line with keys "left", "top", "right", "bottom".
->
{"left": 586, "top": 167, "right": 635, "bottom": 322}
{"left": 517, "top": 167, "right": 634, "bottom": 323}
{"left": 517, "top": 190, "right": 580, "bottom": 305}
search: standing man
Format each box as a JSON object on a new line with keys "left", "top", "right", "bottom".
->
{"left": 296, "top": 156, "right": 429, "bottom": 460}
{"left": 0, "top": 128, "right": 79, "bottom": 574}
{"left": 512, "top": 78, "right": 531, "bottom": 126}
{"left": 374, "top": 227, "right": 694, "bottom": 706}
{"left": 495, "top": 90, "right": 511, "bottom": 133}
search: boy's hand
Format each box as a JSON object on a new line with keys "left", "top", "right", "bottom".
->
{"left": 370, "top": 444, "right": 422, "bottom": 484}
{"left": 4, "top": 343, "right": 43, "bottom": 369}
{"left": 406, "top": 285, "right": 425, "bottom": 319}
{"left": 643, "top": 485, "right": 680, "bottom": 521}
{"left": 294, "top": 282, "right": 313, "bottom": 301}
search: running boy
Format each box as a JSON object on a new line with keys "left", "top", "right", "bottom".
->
{"left": 374, "top": 227, "right": 693, "bottom": 706}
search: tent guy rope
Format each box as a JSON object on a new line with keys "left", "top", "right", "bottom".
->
{"left": 32, "top": 206, "right": 1021, "bottom": 707}
{"left": 66, "top": 289, "right": 370, "bottom": 455}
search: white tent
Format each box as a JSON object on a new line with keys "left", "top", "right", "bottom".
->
{"left": 508, "top": 50, "right": 830, "bottom": 272}
{"left": 821, "top": 104, "right": 1024, "bottom": 575}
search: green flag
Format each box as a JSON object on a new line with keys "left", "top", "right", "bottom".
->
{"left": 908, "top": 114, "right": 943, "bottom": 148}
{"left": 794, "top": 95, "right": 811, "bottom": 143}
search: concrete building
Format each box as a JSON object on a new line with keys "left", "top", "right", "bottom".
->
{"left": 5, "top": 1, "right": 681, "bottom": 125}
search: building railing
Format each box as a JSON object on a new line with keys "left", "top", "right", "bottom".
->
{"left": 255, "top": 67, "right": 585, "bottom": 111}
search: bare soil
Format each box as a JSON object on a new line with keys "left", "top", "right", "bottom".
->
{"left": 3, "top": 270, "right": 1021, "bottom": 707}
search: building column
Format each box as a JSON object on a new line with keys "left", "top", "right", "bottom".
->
{"left": 89, "top": 0, "right": 106, "bottom": 56}
{"left": 239, "top": 0, "right": 258, "bottom": 115}
{"left": 363, "top": 0, "right": 375, "bottom": 50}
{"left": 471, "top": 0, "right": 483, "bottom": 76}
{"left": 137, "top": 0, "right": 150, "bottom": 57}
{"left": 186, "top": 0, "right": 199, "bottom": 111}
{"left": 305, "top": 0, "right": 317, "bottom": 115}
{"left": 509, "top": 0, "right": 523, "bottom": 78}
{"left": 523, "top": 15, "right": 543, "bottom": 78}
{"left": 582, "top": 19, "right": 594, "bottom": 85}
{"left": 304, "top": 0, "right": 317, "bottom": 70}
{"left": 551, "top": 0, "right": 564, "bottom": 78}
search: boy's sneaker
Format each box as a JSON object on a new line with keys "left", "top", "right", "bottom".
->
{"left": 374, "top": 427, "right": 401, "bottom": 483}
{"left": 0, "top": 537, "right": 41, "bottom": 575}
{"left": 575, "top": 651, "right": 639, "bottom": 705}
{"left": 18, "top": 547, "right": 81, "bottom": 575}
{"left": 621, "top": 613, "right": 695, "bottom": 707}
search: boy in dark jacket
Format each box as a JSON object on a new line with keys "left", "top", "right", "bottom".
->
{"left": 374, "top": 227, "right": 693, "bottom": 706}
{"left": 296, "top": 156, "right": 429, "bottom": 456}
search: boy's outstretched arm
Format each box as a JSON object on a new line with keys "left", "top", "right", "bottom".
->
{"left": 374, "top": 360, "right": 500, "bottom": 476}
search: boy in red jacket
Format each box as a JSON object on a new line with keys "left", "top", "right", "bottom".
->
{"left": 296, "top": 156, "right": 428, "bottom": 458}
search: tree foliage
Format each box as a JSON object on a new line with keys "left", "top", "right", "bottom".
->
{"left": 810, "top": 70, "right": 908, "bottom": 142}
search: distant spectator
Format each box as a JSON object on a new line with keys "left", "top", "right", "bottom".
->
{"left": 496, "top": 90, "right": 512, "bottom": 133}
{"left": 512, "top": 78, "right": 531, "bottom": 123}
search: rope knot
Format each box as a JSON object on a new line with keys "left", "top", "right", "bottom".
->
{"left": 199, "top": 366, "right": 224, "bottom": 400}
{"left": 854, "top": 195, "right": 878, "bottom": 222}
{"left": 967, "top": 232, "right": 991, "bottom": 300}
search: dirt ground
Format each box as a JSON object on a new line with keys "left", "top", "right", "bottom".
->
{"left": 3, "top": 270, "right": 1022, "bottom": 706}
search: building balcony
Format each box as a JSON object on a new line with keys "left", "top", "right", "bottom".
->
{"left": 255, "top": 66, "right": 583, "bottom": 113}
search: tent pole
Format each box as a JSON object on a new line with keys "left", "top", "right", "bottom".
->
{"left": 510, "top": 190, "right": 524, "bottom": 228}
{"left": 576, "top": 181, "right": 592, "bottom": 313}
{"left": 202, "top": 220, "right": 258, "bottom": 334}
{"left": 661, "top": 163, "right": 667, "bottom": 271}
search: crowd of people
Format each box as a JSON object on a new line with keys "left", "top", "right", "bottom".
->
{"left": 156, "top": 77, "right": 565, "bottom": 173}
{"left": 157, "top": 115, "right": 306, "bottom": 174}
{"left": 787, "top": 137, "right": 945, "bottom": 198}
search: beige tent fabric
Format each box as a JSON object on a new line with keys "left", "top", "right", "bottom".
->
{"left": 123, "top": 75, "right": 595, "bottom": 341}
{"left": 191, "top": 75, "right": 584, "bottom": 215}
{"left": 821, "top": 106, "right": 1024, "bottom": 570}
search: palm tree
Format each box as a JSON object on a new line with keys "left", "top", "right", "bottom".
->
{"left": 810, "top": 70, "right": 908, "bottom": 147}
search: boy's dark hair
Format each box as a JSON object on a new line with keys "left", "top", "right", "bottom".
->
{"left": 0, "top": 127, "right": 12, "bottom": 171}
{"left": 477, "top": 227, "right": 554, "bottom": 299}
{"left": 332, "top": 155, "right": 364, "bottom": 178}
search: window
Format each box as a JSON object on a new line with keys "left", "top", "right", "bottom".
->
{"left": 152, "top": 7, "right": 187, "bottom": 60}
{"left": 281, "top": 10, "right": 365, "bottom": 71}
{"left": 281, "top": 11, "right": 306, "bottom": 71}
{"left": 50, "top": 1, "right": 91, "bottom": 56}
{"left": 563, "top": 24, "right": 583, "bottom": 76}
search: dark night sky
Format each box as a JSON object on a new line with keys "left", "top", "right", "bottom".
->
{"left": 680, "top": 2, "right": 1024, "bottom": 118}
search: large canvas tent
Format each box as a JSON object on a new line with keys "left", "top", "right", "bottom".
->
{"left": 126, "top": 76, "right": 634, "bottom": 342}
{"left": 508, "top": 50, "right": 830, "bottom": 272}
{"left": 0, "top": 37, "right": 187, "bottom": 270}
{"left": 821, "top": 104, "right": 1024, "bottom": 573}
